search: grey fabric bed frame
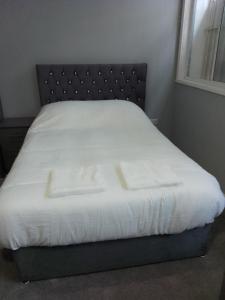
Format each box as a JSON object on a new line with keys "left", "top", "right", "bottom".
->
{"left": 9, "top": 64, "right": 212, "bottom": 281}
{"left": 13, "top": 225, "right": 211, "bottom": 282}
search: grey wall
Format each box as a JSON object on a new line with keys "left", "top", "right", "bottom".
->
{"left": 172, "top": 83, "right": 225, "bottom": 190}
{"left": 0, "top": 0, "right": 180, "bottom": 136}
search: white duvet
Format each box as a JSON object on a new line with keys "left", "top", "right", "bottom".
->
{"left": 0, "top": 100, "right": 224, "bottom": 250}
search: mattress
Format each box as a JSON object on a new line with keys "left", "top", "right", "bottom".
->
{"left": 0, "top": 100, "right": 224, "bottom": 250}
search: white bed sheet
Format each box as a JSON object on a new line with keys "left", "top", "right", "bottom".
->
{"left": 0, "top": 100, "right": 224, "bottom": 250}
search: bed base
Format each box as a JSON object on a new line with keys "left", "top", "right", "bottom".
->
{"left": 11, "top": 224, "right": 211, "bottom": 282}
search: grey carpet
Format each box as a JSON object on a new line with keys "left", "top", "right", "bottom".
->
{"left": 1, "top": 213, "right": 225, "bottom": 300}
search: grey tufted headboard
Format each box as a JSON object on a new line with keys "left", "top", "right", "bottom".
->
{"left": 36, "top": 64, "right": 147, "bottom": 110}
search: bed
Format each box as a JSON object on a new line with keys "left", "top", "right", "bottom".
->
{"left": 0, "top": 64, "right": 224, "bottom": 282}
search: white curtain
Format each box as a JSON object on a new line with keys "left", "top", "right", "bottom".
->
{"left": 201, "top": 0, "right": 225, "bottom": 80}
{"left": 214, "top": 5, "right": 225, "bottom": 82}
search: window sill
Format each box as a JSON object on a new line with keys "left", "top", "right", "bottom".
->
{"left": 176, "top": 77, "right": 225, "bottom": 97}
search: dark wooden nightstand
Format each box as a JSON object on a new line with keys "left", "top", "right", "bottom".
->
{"left": 0, "top": 117, "right": 34, "bottom": 175}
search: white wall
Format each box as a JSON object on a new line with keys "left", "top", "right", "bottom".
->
{"left": 0, "top": 0, "right": 181, "bottom": 136}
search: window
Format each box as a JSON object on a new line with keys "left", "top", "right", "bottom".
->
{"left": 177, "top": 0, "right": 225, "bottom": 95}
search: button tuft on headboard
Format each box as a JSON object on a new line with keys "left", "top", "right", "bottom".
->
{"left": 36, "top": 63, "right": 147, "bottom": 110}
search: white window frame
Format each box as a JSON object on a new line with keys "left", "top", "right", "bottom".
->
{"left": 176, "top": 0, "right": 225, "bottom": 96}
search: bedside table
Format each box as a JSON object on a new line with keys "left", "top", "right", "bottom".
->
{"left": 0, "top": 117, "right": 34, "bottom": 175}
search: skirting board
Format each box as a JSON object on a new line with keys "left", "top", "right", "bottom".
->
{"left": 12, "top": 224, "right": 211, "bottom": 282}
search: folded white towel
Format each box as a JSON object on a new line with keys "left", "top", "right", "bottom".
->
{"left": 47, "top": 166, "right": 105, "bottom": 198}
{"left": 119, "top": 161, "right": 181, "bottom": 190}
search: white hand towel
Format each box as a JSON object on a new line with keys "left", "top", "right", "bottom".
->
{"left": 47, "top": 165, "right": 105, "bottom": 198}
{"left": 119, "top": 161, "right": 181, "bottom": 190}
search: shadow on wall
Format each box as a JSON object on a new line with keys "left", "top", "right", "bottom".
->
{"left": 157, "top": 88, "right": 175, "bottom": 137}
{"left": 172, "top": 83, "right": 225, "bottom": 191}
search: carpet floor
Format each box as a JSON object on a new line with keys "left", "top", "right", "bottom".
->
{"left": 1, "top": 213, "right": 225, "bottom": 300}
